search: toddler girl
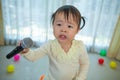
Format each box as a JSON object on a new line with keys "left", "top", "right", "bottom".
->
{"left": 20, "top": 5, "right": 89, "bottom": 80}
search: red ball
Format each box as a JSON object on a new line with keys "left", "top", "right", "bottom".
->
{"left": 98, "top": 58, "right": 104, "bottom": 65}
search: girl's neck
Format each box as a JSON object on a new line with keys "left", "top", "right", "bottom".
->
{"left": 59, "top": 41, "right": 72, "bottom": 53}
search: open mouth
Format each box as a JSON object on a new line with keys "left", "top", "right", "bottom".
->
{"left": 59, "top": 35, "right": 67, "bottom": 40}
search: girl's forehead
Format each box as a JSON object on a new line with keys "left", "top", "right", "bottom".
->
{"left": 55, "top": 13, "right": 76, "bottom": 22}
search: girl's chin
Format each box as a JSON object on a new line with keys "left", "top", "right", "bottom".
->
{"left": 58, "top": 37, "right": 67, "bottom": 41}
{"left": 57, "top": 39, "right": 68, "bottom": 43}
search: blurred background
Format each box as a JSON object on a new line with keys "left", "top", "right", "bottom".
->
{"left": 0, "top": 0, "right": 120, "bottom": 80}
{"left": 0, "top": 0, "right": 120, "bottom": 53}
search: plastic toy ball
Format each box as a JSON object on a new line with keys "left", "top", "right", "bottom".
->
{"left": 98, "top": 58, "right": 104, "bottom": 65}
{"left": 110, "top": 61, "right": 117, "bottom": 69}
{"left": 14, "top": 54, "right": 20, "bottom": 61}
{"left": 40, "top": 74, "right": 45, "bottom": 80}
{"left": 7, "top": 64, "right": 15, "bottom": 73}
{"left": 100, "top": 49, "right": 107, "bottom": 56}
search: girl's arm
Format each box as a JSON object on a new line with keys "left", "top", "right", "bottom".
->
{"left": 21, "top": 41, "right": 51, "bottom": 62}
{"left": 75, "top": 44, "right": 90, "bottom": 80}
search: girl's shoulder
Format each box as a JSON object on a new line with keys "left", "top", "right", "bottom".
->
{"left": 72, "top": 40, "right": 87, "bottom": 51}
{"left": 47, "top": 39, "right": 57, "bottom": 44}
{"left": 73, "top": 39, "right": 85, "bottom": 46}
{"left": 45, "top": 39, "right": 59, "bottom": 47}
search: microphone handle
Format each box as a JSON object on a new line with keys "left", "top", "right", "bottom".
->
{"left": 6, "top": 46, "right": 24, "bottom": 59}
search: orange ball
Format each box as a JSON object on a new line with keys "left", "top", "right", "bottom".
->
{"left": 40, "top": 74, "right": 45, "bottom": 80}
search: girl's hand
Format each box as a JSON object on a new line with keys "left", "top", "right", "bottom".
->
{"left": 17, "top": 41, "right": 29, "bottom": 54}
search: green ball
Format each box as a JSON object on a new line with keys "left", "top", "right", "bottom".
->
{"left": 100, "top": 49, "right": 107, "bottom": 56}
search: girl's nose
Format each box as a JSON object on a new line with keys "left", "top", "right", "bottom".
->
{"left": 61, "top": 29, "right": 66, "bottom": 32}
{"left": 61, "top": 26, "right": 67, "bottom": 32}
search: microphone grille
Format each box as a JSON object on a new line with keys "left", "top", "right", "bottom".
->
{"left": 21, "top": 37, "right": 33, "bottom": 48}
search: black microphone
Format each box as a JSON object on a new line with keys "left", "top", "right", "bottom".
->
{"left": 6, "top": 37, "right": 33, "bottom": 59}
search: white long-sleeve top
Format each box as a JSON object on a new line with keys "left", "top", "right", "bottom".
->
{"left": 22, "top": 39, "right": 90, "bottom": 80}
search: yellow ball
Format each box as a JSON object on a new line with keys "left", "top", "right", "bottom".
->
{"left": 110, "top": 61, "right": 117, "bottom": 69}
{"left": 7, "top": 65, "right": 15, "bottom": 73}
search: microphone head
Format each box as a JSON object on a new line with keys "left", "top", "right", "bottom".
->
{"left": 21, "top": 37, "right": 33, "bottom": 48}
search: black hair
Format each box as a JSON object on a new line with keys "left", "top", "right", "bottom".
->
{"left": 51, "top": 5, "right": 85, "bottom": 30}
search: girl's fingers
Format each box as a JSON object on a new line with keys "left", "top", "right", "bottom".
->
{"left": 17, "top": 41, "right": 29, "bottom": 54}
{"left": 22, "top": 48, "right": 29, "bottom": 53}
{"left": 17, "top": 40, "right": 22, "bottom": 46}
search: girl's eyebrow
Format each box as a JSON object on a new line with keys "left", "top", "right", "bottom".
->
{"left": 68, "top": 21, "right": 74, "bottom": 24}
{"left": 67, "top": 21, "right": 76, "bottom": 26}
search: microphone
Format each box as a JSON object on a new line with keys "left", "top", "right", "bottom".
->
{"left": 6, "top": 37, "right": 33, "bottom": 59}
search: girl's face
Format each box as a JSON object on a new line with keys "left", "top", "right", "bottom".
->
{"left": 53, "top": 13, "right": 79, "bottom": 44}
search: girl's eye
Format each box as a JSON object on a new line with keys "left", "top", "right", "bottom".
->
{"left": 68, "top": 25, "right": 73, "bottom": 28}
{"left": 57, "top": 24, "right": 61, "bottom": 26}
